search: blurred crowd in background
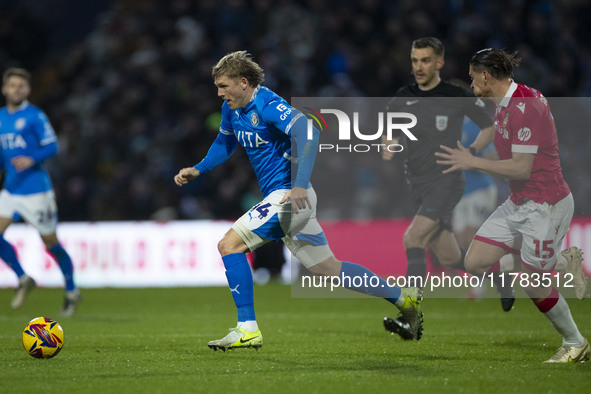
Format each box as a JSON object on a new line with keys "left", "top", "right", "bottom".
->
{"left": 1, "top": 0, "right": 591, "bottom": 221}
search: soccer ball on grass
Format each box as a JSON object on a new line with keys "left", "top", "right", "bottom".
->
{"left": 22, "top": 317, "right": 64, "bottom": 358}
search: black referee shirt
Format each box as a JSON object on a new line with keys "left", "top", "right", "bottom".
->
{"left": 387, "top": 81, "right": 493, "bottom": 183}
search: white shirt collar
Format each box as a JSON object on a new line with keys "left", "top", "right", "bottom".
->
{"left": 249, "top": 85, "right": 261, "bottom": 103}
{"left": 498, "top": 80, "right": 518, "bottom": 108}
{"left": 8, "top": 100, "right": 29, "bottom": 114}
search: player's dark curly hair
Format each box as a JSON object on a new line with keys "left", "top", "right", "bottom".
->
{"left": 411, "top": 37, "right": 445, "bottom": 57}
{"left": 470, "top": 48, "right": 521, "bottom": 79}
{"left": 212, "top": 51, "right": 265, "bottom": 86}
{"left": 2, "top": 67, "right": 32, "bottom": 85}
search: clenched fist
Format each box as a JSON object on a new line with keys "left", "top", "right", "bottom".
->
{"left": 174, "top": 167, "right": 200, "bottom": 186}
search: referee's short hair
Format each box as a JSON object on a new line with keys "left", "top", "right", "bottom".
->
{"left": 411, "top": 37, "right": 445, "bottom": 58}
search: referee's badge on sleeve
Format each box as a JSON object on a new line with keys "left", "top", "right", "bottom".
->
{"left": 436, "top": 115, "right": 448, "bottom": 131}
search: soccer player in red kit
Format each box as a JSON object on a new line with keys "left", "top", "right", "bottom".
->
{"left": 435, "top": 48, "right": 589, "bottom": 363}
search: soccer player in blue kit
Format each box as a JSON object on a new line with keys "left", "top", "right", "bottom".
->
{"left": 174, "top": 51, "right": 424, "bottom": 351}
{"left": 0, "top": 68, "right": 80, "bottom": 316}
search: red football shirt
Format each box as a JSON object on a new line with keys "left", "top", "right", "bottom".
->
{"left": 493, "top": 82, "right": 570, "bottom": 205}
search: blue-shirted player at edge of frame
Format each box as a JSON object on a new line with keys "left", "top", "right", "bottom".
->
{"left": 174, "top": 51, "right": 423, "bottom": 351}
{"left": 0, "top": 68, "right": 80, "bottom": 316}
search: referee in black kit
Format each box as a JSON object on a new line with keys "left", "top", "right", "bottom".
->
{"left": 382, "top": 37, "right": 505, "bottom": 337}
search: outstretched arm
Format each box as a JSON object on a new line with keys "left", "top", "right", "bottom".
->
{"left": 193, "top": 132, "right": 238, "bottom": 175}
{"left": 278, "top": 112, "right": 318, "bottom": 213}
{"left": 435, "top": 140, "right": 534, "bottom": 180}
{"left": 174, "top": 132, "right": 237, "bottom": 186}
{"left": 467, "top": 125, "right": 495, "bottom": 155}
{"left": 292, "top": 114, "right": 318, "bottom": 189}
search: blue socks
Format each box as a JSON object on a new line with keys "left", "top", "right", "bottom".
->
{"left": 222, "top": 253, "right": 255, "bottom": 322}
{"left": 220, "top": 256, "right": 400, "bottom": 322}
{"left": 0, "top": 234, "right": 25, "bottom": 277}
{"left": 48, "top": 243, "right": 75, "bottom": 291}
{"left": 1, "top": 236, "right": 76, "bottom": 291}
{"left": 340, "top": 261, "right": 402, "bottom": 305}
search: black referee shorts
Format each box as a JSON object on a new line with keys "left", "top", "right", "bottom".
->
{"left": 409, "top": 174, "right": 465, "bottom": 231}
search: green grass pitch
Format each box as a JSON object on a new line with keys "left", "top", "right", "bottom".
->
{"left": 1, "top": 284, "right": 589, "bottom": 393}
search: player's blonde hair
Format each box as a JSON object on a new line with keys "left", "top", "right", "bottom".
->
{"left": 212, "top": 51, "right": 264, "bottom": 86}
{"left": 2, "top": 67, "right": 32, "bottom": 85}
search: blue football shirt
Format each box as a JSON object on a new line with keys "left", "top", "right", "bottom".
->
{"left": 196, "top": 86, "right": 313, "bottom": 197}
{"left": 0, "top": 101, "right": 58, "bottom": 194}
